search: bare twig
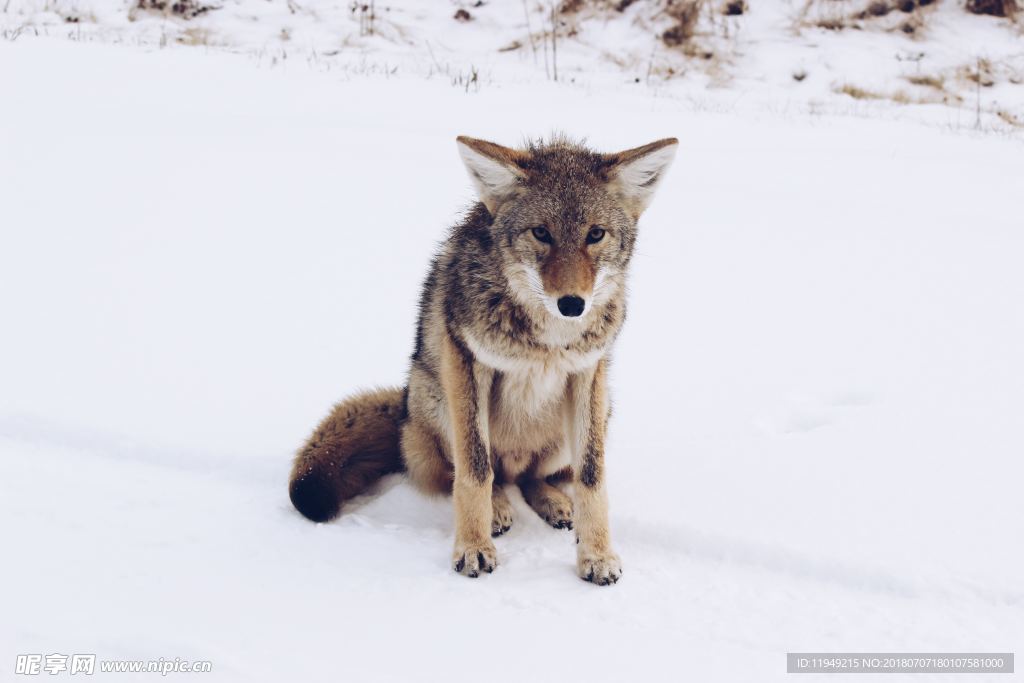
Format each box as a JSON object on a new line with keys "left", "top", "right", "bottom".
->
{"left": 542, "top": 14, "right": 550, "bottom": 79}
{"left": 645, "top": 43, "right": 656, "bottom": 85}
{"left": 521, "top": 0, "right": 538, "bottom": 63}
{"left": 550, "top": 2, "right": 558, "bottom": 82}
{"left": 975, "top": 56, "right": 982, "bottom": 129}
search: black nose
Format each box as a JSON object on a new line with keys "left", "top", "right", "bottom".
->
{"left": 556, "top": 295, "right": 586, "bottom": 317}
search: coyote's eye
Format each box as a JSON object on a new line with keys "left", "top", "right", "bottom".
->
{"left": 586, "top": 227, "right": 606, "bottom": 244}
{"left": 531, "top": 226, "right": 552, "bottom": 244}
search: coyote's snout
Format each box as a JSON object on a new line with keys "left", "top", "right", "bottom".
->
{"left": 289, "top": 134, "right": 677, "bottom": 584}
{"left": 539, "top": 241, "right": 598, "bottom": 319}
{"left": 557, "top": 295, "right": 586, "bottom": 317}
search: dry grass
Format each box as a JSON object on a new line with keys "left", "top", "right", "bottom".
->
{"left": 962, "top": 58, "right": 996, "bottom": 86}
{"left": 997, "top": 110, "right": 1024, "bottom": 127}
{"left": 837, "top": 83, "right": 886, "bottom": 100}
{"left": 900, "top": 73, "right": 965, "bottom": 104}
{"left": 176, "top": 26, "right": 213, "bottom": 45}
{"left": 836, "top": 83, "right": 911, "bottom": 103}
{"left": 835, "top": 80, "right": 969, "bottom": 106}
{"left": 905, "top": 74, "right": 944, "bottom": 89}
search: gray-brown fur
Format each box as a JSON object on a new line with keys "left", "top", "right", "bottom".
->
{"left": 288, "top": 135, "right": 677, "bottom": 585}
{"left": 288, "top": 387, "right": 405, "bottom": 523}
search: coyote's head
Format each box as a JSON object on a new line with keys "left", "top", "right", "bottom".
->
{"left": 456, "top": 135, "right": 677, "bottom": 323}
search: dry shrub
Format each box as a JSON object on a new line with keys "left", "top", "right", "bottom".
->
{"left": 965, "top": 0, "right": 1018, "bottom": 17}
{"left": 136, "top": 0, "right": 215, "bottom": 19}
{"left": 864, "top": 1, "right": 892, "bottom": 17}
{"left": 559, "top": 0, "right": 639, "bottom": 11}
{"left": 553, "top": 0, "right": 726, "bottom": 64}
{"left": 661, "top": 0, "right": 703, "bottom": 46}
{"left": 895, "top": 0, "right": 934, "bottom": 11}
{"left": 723, "top": 0, "right": 746, "bottom": 15}
{"left": 803, "top": 0, "right": 936, "bottom": 32}
{"left": 814, "top": 16, "right": 849, "bottom": 30}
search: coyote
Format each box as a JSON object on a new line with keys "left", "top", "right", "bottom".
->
{"left": 289, "top": 135, "right": 677, "bottom": 584}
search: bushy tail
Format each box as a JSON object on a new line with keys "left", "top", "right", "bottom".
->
{"left": 288, "top": 386, "right": 406, "bottom": 523}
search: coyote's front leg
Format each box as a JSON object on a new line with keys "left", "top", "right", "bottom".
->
{"left": 567, "top": 358, "right": 622, "bottom": 585}
{"left": 440, "top": 332, "right": 497, "bottom": 577}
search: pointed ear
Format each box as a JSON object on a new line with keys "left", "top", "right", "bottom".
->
{"left": 456, "top": 136, "right": 529, "bottom": 215}
{"left": 605, "top": 138, "right": 678, "bottom": 219}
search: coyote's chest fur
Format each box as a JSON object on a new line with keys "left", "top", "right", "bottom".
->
{"left": 465, "top": 331, "right": 605, "bottom": 466}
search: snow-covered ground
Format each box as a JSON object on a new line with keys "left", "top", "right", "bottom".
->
{"left": 1, "top": 13, "right": 1023, "bottom": 683}
{"left": 3, "top": 0, "right": 1024, "bottom": 130}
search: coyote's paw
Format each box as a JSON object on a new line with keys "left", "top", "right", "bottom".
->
{"left": 537, "top": 491, "right": 574, "bottom": 530}
{"left": 577, "top": 547, "right": 622, "bottom": 586}
{"left": 452, "top": 540, "right": 498, "bottom": 578}
{"left": 523, "top": 482, "right": 574, "bottom": 530}
{"left": 491, "top": 495, "right": 514, "bottom": 537}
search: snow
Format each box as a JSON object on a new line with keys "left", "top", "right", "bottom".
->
{"left": 2, "top": 16, "right": 1023, "bottom": 683}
